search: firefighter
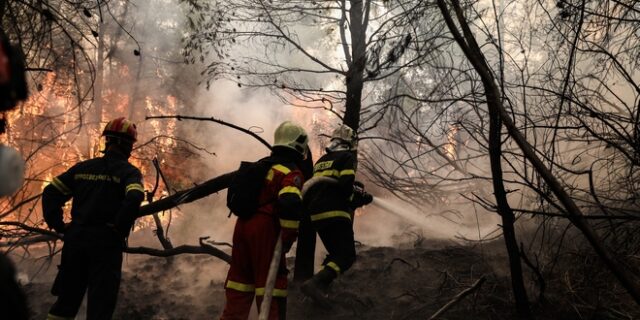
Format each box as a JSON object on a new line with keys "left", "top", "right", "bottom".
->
{"left": 42, "top": 117, "right": 144, "bottom": 320}
{"left": 300, "top": 124, "right": 372, "bottom": 306}
{"left": 220, "top": 121, "right": 309, "bottom": 320}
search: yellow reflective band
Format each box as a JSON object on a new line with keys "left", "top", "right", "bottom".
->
{"left": 272, "top": 164, "right": 291, "bottom": 175}
{"left": 339, "top": 169, "right": 355, "bottom": 176}
{"left": 266, "top": 164, "right": 291, "bottom": 181}
{"left": 255, "top": 287, "right": 288, "bottom": 297}
{"left": 126, "top": 183, "right": 144, "bottom": 194}
{"left": 310, "top": 210, "right": 352, "bottom": 221}
{"left": 278, "top": 186, "right": 301, "bottom": 198}
{"left": 313, "top": 170, "right": 339, "bottom": 178}
{"left": 314, "top": 160, "right": 333, "bottom": 171}
{"left": 47, "top": 314, "right": 74, "bottom": 320}
{"left": 279, "top": 218, "right": 300, "bottom": 229}
{"left": 325, "top": 261, "right": 341, "bottom": 275}
{"left": 51, "top": 178, "right": 71, "bottom": 195}
{"left": 74, "top": 173, "right": 121, "bottom": 183}
{"left": 226, "top": 280, "right": 255, "bottom": 292}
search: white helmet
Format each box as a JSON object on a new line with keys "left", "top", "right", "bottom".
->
{"left": 273, "top": 121, "right": 308, "bottom": 157}
{"left": 327, "top": 124, "right": 357, "bottom": 152}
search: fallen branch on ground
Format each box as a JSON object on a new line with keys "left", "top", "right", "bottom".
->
{"left": 125, "top": 240, "right": 231, "bottom": 263}
{"left": 428, "top": 275, "right": 486, "bottom": 320}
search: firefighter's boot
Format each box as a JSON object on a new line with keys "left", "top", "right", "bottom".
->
{"left": 301, "top": 268, "right": 336, "bottom": 308}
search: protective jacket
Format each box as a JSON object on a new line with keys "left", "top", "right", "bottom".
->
{"left": 42, "top": 150, "right": 144, "bottom": 320}
{"left": 221, "top": 148, "right": 305, "bottom": 320}
{"left": 305, "top": 150, "right": 356, "bottom": 223}
{"left": 296, "top": 149, "right": 361, "bottom": 290}
{"left": 43, "top": 150, "right": 144, "bottom": 235}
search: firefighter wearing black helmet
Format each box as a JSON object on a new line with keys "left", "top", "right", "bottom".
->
{"left": 42, "top": 117, "right": 144, "bottom": 320}
{"left": 300, "top": 124, "right": 372, "bottom": 307}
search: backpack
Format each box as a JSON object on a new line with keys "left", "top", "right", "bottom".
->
{"left": 226, "top": 158, "right": 274, "bottom": 219}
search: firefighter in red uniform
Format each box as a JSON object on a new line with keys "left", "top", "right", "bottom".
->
{"left": 220, "top": 121, "right": 309, "bottom": 320}
{"left": 300, "top": 124, "right": 372, "bottom": 306}
{"left": 42, "top": 118, "right": 144, "bottom": 320}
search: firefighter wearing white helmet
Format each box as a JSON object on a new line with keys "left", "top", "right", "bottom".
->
{"left": 325, "top": 124, "right": 357, "bottom": 152}
{"left": 299, "top": 123, "right": 372, "bottom": 308}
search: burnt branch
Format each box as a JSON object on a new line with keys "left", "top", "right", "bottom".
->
{"left": 124, "top": 242, "right": 231, "bottom": 263}
{"left": 428, "top": 275, "right": 487, "bottom": 320}
{"left": 145, "top": 115, "right": 272, "bottom": 150}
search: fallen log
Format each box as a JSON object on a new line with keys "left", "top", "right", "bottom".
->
{"left": 137, "top": 171, "right": 236, "bottom": 218}
{"left": 125, "top": 237, "right": 231, "bottom": 263}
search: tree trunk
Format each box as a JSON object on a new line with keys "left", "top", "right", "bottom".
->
{"left": 487, "top": 72, "right": 532, "bottom": 319}
{"left": 438, "top": 0, "right": 532, "bottom": 317}
{"left": 343, "top": 0, "right": 368, "bottom": 130}
{"left": 91, "top": 19, "right": 106, "bottom": 156}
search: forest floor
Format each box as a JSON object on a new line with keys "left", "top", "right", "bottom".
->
{"left": 18, "top": 238, "right": 640, "bottom": 320}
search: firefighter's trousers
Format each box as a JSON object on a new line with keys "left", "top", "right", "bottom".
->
{"left": 48, "top": 225, "right": 123, "bottom": 320}
{"left": 315, "top": 218, "right": 356, "bottom": 276}
{"left": 221, "top": 213, "right": 288, "bottom": 320}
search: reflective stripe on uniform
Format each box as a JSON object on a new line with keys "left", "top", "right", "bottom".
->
{"left": 313, "top": 170, "right": 339, "bottom": 178}
{"left": 126, "top": 183, "right": 144, "bottom": 194}
{"left": 310, "top": 210, "right": 352, "bottom": 221}
{"left": 280, "top": 218, "right": 299, "bottom": 229}
{"left": 313, "top": 169, "right": 355, "bottom": 178}
{"left": 255, "top": 287, "right": 288, "bottom": 297}
{"left": 278, "top": 186, "right": 301, "bottom": 198}
{"left": 266, "top": 164, "right": 292, "bottom": 181}
{"left": 325, "top": 261, "right": 342, "bottom": 275}
{"left": 226, "top": 280, "right": 255, "bottom": 292}
{"left": 47, "top": 314, "right": 74, "bottom": 320}
{"left": 51, "top": 177, "right": 71, "bottom": 195}
{"left": 339, "top": 169, "right": 355, "bottom": 176}
{"left": 74, "top": 173, "right": 120, "bottom": 183}
{"left": 272, "top": 164, "right": 291, "bottom": 175}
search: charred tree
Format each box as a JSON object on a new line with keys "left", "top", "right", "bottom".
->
{"left": 436, "top": 1, "right": 531, "bottom": 317}
{"left": 343, "top": 0, "right": 369, "bottom": 131}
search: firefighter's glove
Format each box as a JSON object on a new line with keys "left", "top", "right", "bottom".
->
{"left": 362, "top": 192, "right": 373, "bottom": 205}
{"left": 351, "top": 183, "right": 373, "bottom": 209}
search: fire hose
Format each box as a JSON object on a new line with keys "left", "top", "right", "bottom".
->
{"left": 259, "top": 177, "right": 331, "bottom": 319}
{"left": 258, "top": 233, "right": 282, "bottom": 320}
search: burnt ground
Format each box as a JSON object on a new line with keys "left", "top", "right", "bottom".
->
{"left": 18, "top": 240, "right": 640, "bottom": 320}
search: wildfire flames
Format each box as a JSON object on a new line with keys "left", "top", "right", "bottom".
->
{"left": 0, "top": 70, "right": 183, "bottom": 233}
{"left": 444, "top": 124, "right": 459, "bottom": 161}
